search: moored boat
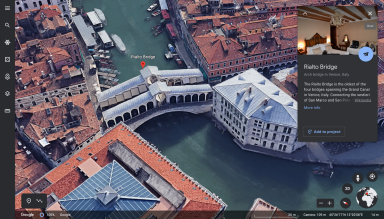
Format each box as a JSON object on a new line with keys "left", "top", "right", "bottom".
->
{"left": 110, "top": 34, "right": 126, "bottom": 54}
{"left": 94, "top": 8, "right": 107, "bottom": 25}
{"left": 168, "top": 44, "right": 176, "bottom": 53}
{"left": 147, "top": 3, "right": 158, "bottom": 12}
{"left": 152, "top": 10, "right": 161, "bottom": 16}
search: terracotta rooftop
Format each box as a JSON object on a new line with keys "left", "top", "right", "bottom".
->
{"left": 222, "top": 0, "right": 234, "bottom": 4}
{"left": 15, "top": 48, "right": 32, "bottom": 61}
{"left": 17, "top": 61, "right": 51, "bottom": 84}
{"left": 32, "top": 124, "right": 224, "bottom": 213}
{"left": 378, "top": 38, "right": 384, "bottom": 62}
{"left": 43, "top": 47, "right": 71, "bottom": 63}
{"left": 42, "top": 18, "right": 55, "bottom": 30}
{"left": 15, "top": 135, "right": 49, "bottom": 192}
{"left": 187, "top": 3, "right": 201, "bottom": 15}
{"left": 20, "top": 93, "right": 100, "bottom": 161}
{"left": 34, "top": 5, "right": 62, "bottom": 21}
{"left": 15, "top": 9, "right": 38, "bottom": 20}
{"left": 39, "top": 32, "right": 77, "bottom": 48}
{"left": 52, "top": 15, "right": 66, "bottom": 27}
{"left": 379, "top": 74, "right": 384, "bottom": 108}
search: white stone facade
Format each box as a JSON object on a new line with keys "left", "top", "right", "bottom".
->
{"left": 212, "top": 92, "right": 304, "bottom": 153}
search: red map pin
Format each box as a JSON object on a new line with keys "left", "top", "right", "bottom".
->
{"left": 141, "top": 61, "right": 146, "bottom": 69}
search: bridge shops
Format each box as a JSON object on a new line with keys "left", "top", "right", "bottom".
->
{"left": 96, "top": 66, "right": 205, "bottom": 111}
{"left": 103, "top": 81, "right": 213, "bottom": 128}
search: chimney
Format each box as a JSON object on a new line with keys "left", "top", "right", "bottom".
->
{"left": 41, "top": 71, "right": 45, "bottom": 77}
{"left": 48, "top": 60, "right": 55, "bottom": 73}
{"left": 263, "top": 98, "right": 268, "bottom": 105}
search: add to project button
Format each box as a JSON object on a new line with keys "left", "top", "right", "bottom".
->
{"left": 303, "top": 126, "right": 345, "bottom": 137}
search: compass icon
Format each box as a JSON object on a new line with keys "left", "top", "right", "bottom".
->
{"left": 367, "top": 171, "right": 378, "bottom": 182}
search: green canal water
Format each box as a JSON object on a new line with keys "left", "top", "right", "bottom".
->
{"left": 74, "top": 0, "right": 383, "bottom": 212}
{"left": 74, "top": 0, "right": 178, "bottom": 82}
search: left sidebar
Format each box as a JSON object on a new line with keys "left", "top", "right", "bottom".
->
{"left": 0, "top": 1, "right": 15, "bottom": 218}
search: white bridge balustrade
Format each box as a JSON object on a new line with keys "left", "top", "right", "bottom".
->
{"left": 103, "top": 81, "right": 213, "bottom": 128}
{"left": 97, "top": 66, "right": 205, "bottom": 110}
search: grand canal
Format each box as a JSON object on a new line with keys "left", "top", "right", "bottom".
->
{"left": 74, "top": 0, "right": 383, "bottom": 212}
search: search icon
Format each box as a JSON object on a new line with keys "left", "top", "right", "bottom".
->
{"left": 5, "top": 23, "right": 10, "bottom": 28}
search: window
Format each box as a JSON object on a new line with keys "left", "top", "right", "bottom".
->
{"left": 289, "top": 56, "right": 291, "bottom": 60}
{"left": 285, "top": 136, "right": 289, "bottom": 142}
{"left": 263, "top": 141, "right": 267, "bottom": 147}
{"left": 24, "top": 3, "right": 29, "bottom": 9}
{"left": 283, "top": 145, "right": 287, "bottom": 151}
{"left": 242, "top": 59, "right": 245, "bottom": 63}
{"left": 283, "top": 127, "right": 287, "bottom": 133}
{"left": 243, "top": 126, "right": 245, "bottom": 132}
{"left": 254, "top": 56, "right": 257, "bottom": 60}
{"left": 33, "top": 2, "right": 37, "bottom": 7}
{"left": 287, "top": 128, "right": 292, "bottom": 134}
{"left": 279, "top": 144, "right": 283, "bottom": 150}
{"left": 241, "top": 66, "right": 244, "bottom": 70}
{"left": 266, "top": 124, "right": 270, "bottom": 129}
{"left": 235, "top": 67, "right": 238, "bottom": 71}
{"left": 281, "top": 135, "right": 285, "bottom": 142}
{"left": 253, "top": 63, "right": 256, "bottom": 67}
{"left": 270, "top": 143, "right": 274, "bottom": 149}
{"left": 16, "top": 1, "right": 20, "bottom": 5}
{"left": 229, "top": 69, "right": 232, "bottom": 72}
{"left": 62, "top": 5, "right": 66, "bottom": 12}
{"left": 248, "top": 58, "right": 251, "bottom": 62}
{"left": 273, "top": 53, "right": 275, "bottom": 56}
{"left": 211, "top": 72, "right": 213, "bottom": 76}
{"left": 242, "top": 135, "right": 244, "bottom": 139}
{"left": 272, "top": 133, "right": 276, "bottom": 140}
{"left": 264, "top": 132, "right": 268, "bottom": 138}
{"left": 20, "top": 104, "right": 24, "bottom": 108}
{"left": 283, "top": 57, "right": 286, "bottom": 61}
{"left": 217, "top": 71, "right": 220, "bottom": 75}
{"left": 261, "top": 55, "right": 263, "bottom": 58}
{"left": 229, "top": 62, "right": 232, "bottom": 65}
{"left": 211, "top": 65, "right": 214, "bottom": 69}
{"left": 32, "top": 101, "right": 36, "bottom": 106}
{"left": 223, "top": 70, "right": 226, "bottom": 74}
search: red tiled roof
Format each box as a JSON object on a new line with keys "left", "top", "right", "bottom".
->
{"left": 187, "top": 3, "right": 201, "bottom": 15}
{"left": 15, "top": 48, "right": 32, "bottom": 61}
{"left": 43, "top": 124, "right": 222, "bottom": 209}
{"left": 379, "top": 74, "right": 384, "bottom": 108}
{"left": 34, "top": 5, "right": 62, "bottom": 21}
{"left": 21, "top": 93, "right": 100, "bottom": 161}
{"left": 174, "top": 200, "right": 221, "bottom": 219}
{"left": 222, "top": 0, "right": 234, "bottom": 4}
{"left": 43, "top": 47, "right": 71, "bottom": 63}
{"left": 52, "top": 15, "right": 66, "bottom": 27}
{"left": 18, "top": 62, "right": 50, "bottom": 84}
{"left": 42, "top": 18, "right": 55, "bottom": 30}
{"left": 212, "top": 18, "right": 221, "bottom": 27}
{"left": 15, "top": 189, "right": 32, "bottom": 209}
{"left": 39, "top": 32, "right": 77, "bottom": 48}
{"left": 378, "top": 38, "right": 384, "bottom": 62}
{"left": 15, "top": 10, "right": 38, "bottom": 20}
{"left": 42, "top": 169, "right": 87, "bottom": 199}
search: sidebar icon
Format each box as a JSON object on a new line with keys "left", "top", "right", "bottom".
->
{"left": 2, "top": 2, "right": 14, "bottom": 219}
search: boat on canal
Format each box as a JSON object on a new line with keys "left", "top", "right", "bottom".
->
{"left": 168, "top": 44, "right": 176, "bottom": 53}
{"left": 152, "top": 10, "right": 161, "bottom": 16}
{"left": 155, "top": 28, "right": 163, "bottom": 36}
{"left": 147, "top": 3, "right": 158, "bottom": 12}
{"left": 145, "top": 17, "right": 152, "bottom": 21}
{"left": 94, "top": 8, "right": 107, "bottom": 25}
{"left": 152, "top": 24, "right": 160, "bottom": 30}
{"left": 110, "top": 34, "right": 126, "bottom": 54}
{"left": 164, "top": 50, "right": 173, "bottom": 59}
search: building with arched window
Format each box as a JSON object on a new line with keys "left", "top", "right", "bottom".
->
{"left": 15, "top": 0, "right": 72, "bottom": 20}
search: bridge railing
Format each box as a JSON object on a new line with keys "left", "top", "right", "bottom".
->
{"left": 124, "top": 100, "right": 212, "bottom": 125}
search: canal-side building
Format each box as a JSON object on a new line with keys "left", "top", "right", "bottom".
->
{"left": 15, "top": 1, "right": 72, "bottom": 20}
{"left": 271, "top": 66, "right": 298, "bottom": 100}
{"left": 15, "top": 123, "right": 227, "bottom": 219}
{"left": 212, "top": 69, "right": 305, "bottom": 153}
{"left": 184, "top": 14, "right": 298, "bottom": 83}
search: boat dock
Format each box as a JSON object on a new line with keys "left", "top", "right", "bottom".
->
{"left": 99, "top": 75, "right": 119, "bottom": 81}
{"left": 98, "top": 72, "right": 117, "bottom": 77}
